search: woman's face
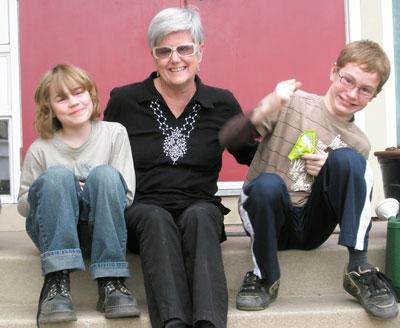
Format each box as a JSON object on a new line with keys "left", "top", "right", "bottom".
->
{"left": 152, "top": 30, "right": 203, "bottom": 90}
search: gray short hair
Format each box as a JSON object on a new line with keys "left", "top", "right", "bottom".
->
{"left": 148, "top": 7, "right": 204, "bottom": 48}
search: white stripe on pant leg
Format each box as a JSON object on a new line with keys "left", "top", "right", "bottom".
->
{"left": 355, "top": 161, "right": 374, "bottom": 250}
{"left": 239, "top": 190, "right": 262, "bottom": 278}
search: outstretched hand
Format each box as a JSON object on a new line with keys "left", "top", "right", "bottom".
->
{"left": 273, "top": 79, "right": 302, "bottom": 107}
{"left": 251, "top": 79, "right": 302, "bottom": 125}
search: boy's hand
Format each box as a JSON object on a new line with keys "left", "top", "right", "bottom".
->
{"left": 251, "top": 79, "right": 302, "bottom": 124}
{"left": 302, "top": 149, "right": 328, "bottom": 177}
{"left": 273, "top": 79, "right": 302, "bottom": 107}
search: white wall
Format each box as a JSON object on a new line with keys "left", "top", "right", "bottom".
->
{"left": 357, "top": 0, "right": 396, "bottom": 214}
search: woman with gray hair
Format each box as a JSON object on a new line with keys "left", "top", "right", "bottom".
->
{"left": 104, "top": 6, "right": 257, "bottom": 328}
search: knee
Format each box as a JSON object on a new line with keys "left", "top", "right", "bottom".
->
{"left": 327, "top": 148, "right": 366, "bottom": 173}
{"left": 183, "top": 203, "right": 215, "bottom": 219}
{"left": 33, "top": 166, "right": 74, "bottom": 192}
{"left": 88, "top": 165, "right": 119, "bottom": 182}
{"left": 244, "top": 173, "right": 286, "bottom": 202}
{"left": 136, "top": 205, "right": 175, "bottom": 233}
{"left": 87, "top": 165, "right": 125, "bottom": 190}
{"left": 178, "top": 204, "right": 223, "bottom": 247}
{"left": 181, "top": 203, "right": 222, "bottom": 230}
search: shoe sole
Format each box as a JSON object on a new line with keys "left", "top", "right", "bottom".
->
{"left": 104, "top": 307, "right": 141, "bottom": 318}
{"left": 39, "top": 311, "right": 77, "bottom": 323}
{"left": 97, "top": 302, "right": 141, "bottom": 318}
{"left": 236, "top": 296, "right": 277, "bottom": 311}
{"left": 236, "top": 304, "right": 267, "bottom": 311}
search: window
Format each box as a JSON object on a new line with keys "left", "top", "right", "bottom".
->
{"left": 0, "top": 119, "right": 10, "bottom": 195}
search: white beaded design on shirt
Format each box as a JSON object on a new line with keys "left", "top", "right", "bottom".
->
{"left": 150, "top": 100, "right": 201, "bottom": 164}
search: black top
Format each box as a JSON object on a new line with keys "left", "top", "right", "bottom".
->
{"left": 104, "top": 72, "right": 257, "bottom": 215}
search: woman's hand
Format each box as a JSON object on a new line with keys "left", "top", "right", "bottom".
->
{"left": 250, "top": 79, "right": 302, "bottom": 125}
{"left": 301, "top": 149, "right": 328, "bottom": 177}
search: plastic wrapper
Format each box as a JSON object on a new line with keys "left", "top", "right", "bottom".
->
{"left": 288, "top": 130, "right": 315, "bottom": 159}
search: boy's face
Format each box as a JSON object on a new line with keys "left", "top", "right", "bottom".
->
{"left": 49, "top": 81, "right": 93, "bottom": 130}
{"left": 325, "top": 62, "right": 379, "bottom": 121}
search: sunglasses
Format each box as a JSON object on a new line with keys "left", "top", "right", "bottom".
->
{"left": 152, "top": 43, "right": 198, "bottom": 60}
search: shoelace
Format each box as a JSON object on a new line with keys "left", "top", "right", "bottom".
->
{"left": 47, "top": 272, "right": 71, "bottom": 298}
{"left": 104, "top": 278, "right": 131, "bottom": 295}
{"left": 361, "top": 268, "right": 392, "bottom": 297}
{"left": 242, "top": 272, "right": 263, "bottom": 291}
{"left": 36, "top": 271, "right": 70, "bottom": 328}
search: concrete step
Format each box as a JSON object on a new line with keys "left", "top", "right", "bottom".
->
{"left": 0, "top": 222, "right": 391, "bottom": 305}
{"left": 228, "top": 295, "right": 400, "bottom": 328}
{"left": 225, "top": 221, "right": 388, "bottom": 298}
{"left": 0, "top": 221, "right": 399, "bottom": 327}
{"left": 0, "top": 296, "right": 399, "bottom": 328}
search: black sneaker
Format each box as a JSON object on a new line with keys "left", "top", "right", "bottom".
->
{"left": 96, "top": 277, "right": 140, "bottom": 318}
{"left": 343, "top": 264, "right": 399, "bottom": 318}
{"left": 236, "top": 271, "right": 279, "bottom": 311}
{"left": 37, "top": 270, "right": 77, "bottom": 325}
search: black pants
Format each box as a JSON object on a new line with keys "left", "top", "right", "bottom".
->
{"left": 125, "top": 201, "right": 228, "bottom": 328}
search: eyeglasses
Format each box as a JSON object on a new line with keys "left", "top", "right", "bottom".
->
{"left": 152, "top": 43, "right": 198, "bottom": 60}
{"left": 337, "top": 72, "right": 376, "bottom": 100}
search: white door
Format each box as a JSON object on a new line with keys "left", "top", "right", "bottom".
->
{"left": 0, "top": 0, "right": 21, "bottom": 204}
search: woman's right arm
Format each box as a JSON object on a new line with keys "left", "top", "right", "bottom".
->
{"left": 219, "top": 111, "right": 260, "bottom": 152}
{"left": 220, "top": 79, "right": 301, "bottom": 153}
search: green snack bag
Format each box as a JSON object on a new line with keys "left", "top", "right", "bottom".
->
{"left": 288, "top": 131, "right": 316, "bottom": 159}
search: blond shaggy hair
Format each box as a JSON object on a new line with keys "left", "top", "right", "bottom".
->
{"left": 34, "top": 64, "right": 100, "bottom": 139}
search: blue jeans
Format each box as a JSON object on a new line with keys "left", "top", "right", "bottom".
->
{"left": 26, "top": 165, "right": 130, "bottom": 280}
